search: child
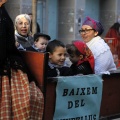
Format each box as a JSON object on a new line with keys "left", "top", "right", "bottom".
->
{"left": 26, "top": 33, "right": 51, "bottom": 52}
{"left": 46, "top": 40, "right": 73, "bottom": 77}
{"left": 66, "top": 41, "right": 95, "bottom": 75}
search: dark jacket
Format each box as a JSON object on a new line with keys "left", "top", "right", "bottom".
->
{"left": 70, "top": 61, "right": 94, "bottom": 75}
{"left": 47, "top": 65, "right": 73, "bottom": 78}
{"left": 26, "top": 46, "right": 38, "bottom": 52}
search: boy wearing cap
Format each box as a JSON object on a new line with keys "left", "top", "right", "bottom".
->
{"left": 26, "top": 33, "right": 51, "bottom": 52}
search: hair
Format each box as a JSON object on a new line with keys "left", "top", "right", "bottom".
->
{"left": 46, "top": 39, "right": 65, "bottom": 53}
{"left": 35, "top": 36, "right": 49, "bottom": 42}
{"left": 111, "top": 22, "right": 120, "bottom": 31}
{"left": 28, "top": 13, "right": 32, "bottom": 15}
{"left": 66, "top": 44, "right": 81, "bottom": 56}
{"left": 15, "top": 14, "right": 31, "bottom": 27}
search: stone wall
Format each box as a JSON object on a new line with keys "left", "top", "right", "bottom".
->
{"left": 5, "top": 0, "right": 32, "bottom": 22}
{"left": 58, "top": 0, "right": 75, "bottom": 44}
{"left": 5, "top": 0, "right": 20, "bottom": 22}
{"left": 100, "top": 0, "right": 117, "bottom": 37}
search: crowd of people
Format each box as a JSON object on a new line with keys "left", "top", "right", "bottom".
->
{"left": 0, "top": 1, "right": 118, "bottom": 118}
{"left": 14, "top": 13, "right": 117, "bottom": 77}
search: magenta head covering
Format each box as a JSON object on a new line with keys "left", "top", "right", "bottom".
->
{"left": 82, "top": 16, "right": 104, "bottom": 35}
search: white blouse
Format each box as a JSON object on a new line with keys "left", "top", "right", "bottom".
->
{"left": 86, "top": 36, "right": 117, "bottom": 74}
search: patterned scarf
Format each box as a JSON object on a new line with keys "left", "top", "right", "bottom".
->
{"left": 73, "top": 41, "right": 95, "bottom": 72}
{"left": 0, "top": 69, "right": 44, "bottom": 120}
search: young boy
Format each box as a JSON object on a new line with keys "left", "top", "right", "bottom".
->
{"left": 26, "top": 33, "right": 51, "bottom": 52}
{"left": 66, "top": 41, "right": 95, "bottom": 75}
{"left": 46, "top": 40, "right": 73, "bottom": 77}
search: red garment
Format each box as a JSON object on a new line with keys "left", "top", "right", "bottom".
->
{"left": 73, "top": 41, "right": 95, "bottom": 72}
{"left": 105, "top": 28, "right": 120, "bottom": 40}
{"left": 105, "top": 28, "right": 120, "bottom": 60}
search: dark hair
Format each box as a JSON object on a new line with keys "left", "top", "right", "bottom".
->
{"left": 111, "top": 22, "right": 120, "bottom": 31}
{"left": 34, "top": 33, "right": 51, "bottom": 42}
{"left": 66, "top": 44, "right": 81, "bottom": 56}
{"left": 46, "top": 39, "right": 65, "bottom": 53}
{"left": 35, "top": 36, "right": 49, "bottom": 42}
{"left": 28, "top": 13, "right": 32, "bottom": 15}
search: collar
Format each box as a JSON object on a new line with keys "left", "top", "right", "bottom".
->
{"left": 48, "top": 62, "right": 63, "bottom": 69}
{"left": 86, "top": 36, "right": 101, "bottom": 48}
{"left": 15, "top": 31, "right": 29, "bottom": 41}
{"left": 32, "top": 44, "right": 45, "bottom": 52}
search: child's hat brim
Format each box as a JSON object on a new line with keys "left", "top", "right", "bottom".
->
{"left": 34, "top": 33, "right": 51, "bottom": 41}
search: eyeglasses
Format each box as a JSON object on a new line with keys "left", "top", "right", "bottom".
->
{"left": 79, "top": 29, "right": 95, "bottom": 34}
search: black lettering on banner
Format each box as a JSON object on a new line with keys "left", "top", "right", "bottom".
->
{"left": 80, "top": 116, "right": 83, "bottom": 120}
{"left": 93, "top": 114, "right": 96, "bottom": 120}
{"left": 81, "top": 99, "right": 85, "bottom": 106}
{"left": 80, "top": 88, "right": 85, "bottom": 95}
{"left": 75, "top": 99, "right": 85, "bottom": 108}
{"left": 75, "top": 100, "right": 79, "bottom": 108}
{"left": 87, "top": 87, "right": 91, "bottom": 95}
{"left": 69, "top": 89, "right": 74, "bottom": 96}
{"left": 62, "top": 89, "right": 68, "bottom": 96}
{"left": 59, "top": 115, "right": 96, "bottom": 120}
{"left": 76, "top": 117, "right": 80, "bottom": 120}
{"left": 76, "top": 88, "right": 80, "bottom": 95}
{"left": 68, "top": 101, "right": 73, "bottom": 109}
{"left": 85, "top": 115, "right": 87, "bottom": 120}
{"left": 92, "top": 87, "right": 97, "bottom": 94}
{"left": 68, "top": 99, "right": 85, "bottom": 109}
{"left": 88, "top": 114, "right": 93, "bottom": 120}
{"left": 62, "top": 87, "right": 98, "bottom": 96}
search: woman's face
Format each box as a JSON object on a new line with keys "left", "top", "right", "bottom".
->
{"left": 80, "top": 25, "right": 98, "bottom": 43}
{"left": 16, "top": 17, "right": 30, "bottom": 37}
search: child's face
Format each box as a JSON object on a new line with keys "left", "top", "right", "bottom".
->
{"left": 49, "top": 46, "right": 67, "bottom": 66}
{"left": 68, "top": 54, "right": 82, "bottom": 64}
{"left": 34, "top": 37, "right": 48, "bottom": 52}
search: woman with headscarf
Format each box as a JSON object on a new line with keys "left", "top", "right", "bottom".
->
{"left": 66, "top": 41, "right": 95, "bottom": 75}
{"left": 105, "top": 22, "right": 120, "bottom": 64}
{"left": 0, "top": 3, "right": 44, "bottom": 119}
{"left": 14, "top": 14, "right": 34, "bottom": 50}
{"left": 79, "top": 16, "right": 116, "bottom": 74}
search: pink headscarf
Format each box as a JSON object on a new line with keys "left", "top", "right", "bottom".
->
{"left": 73, "top": 41, "right": 95, "bottom": 72}
{"left": 82, "top": 16, "right": 104, "bottom": 35}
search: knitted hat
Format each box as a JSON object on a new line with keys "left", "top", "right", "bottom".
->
{"left": 82, "top": 16, "right": 104, "bottom": 35}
